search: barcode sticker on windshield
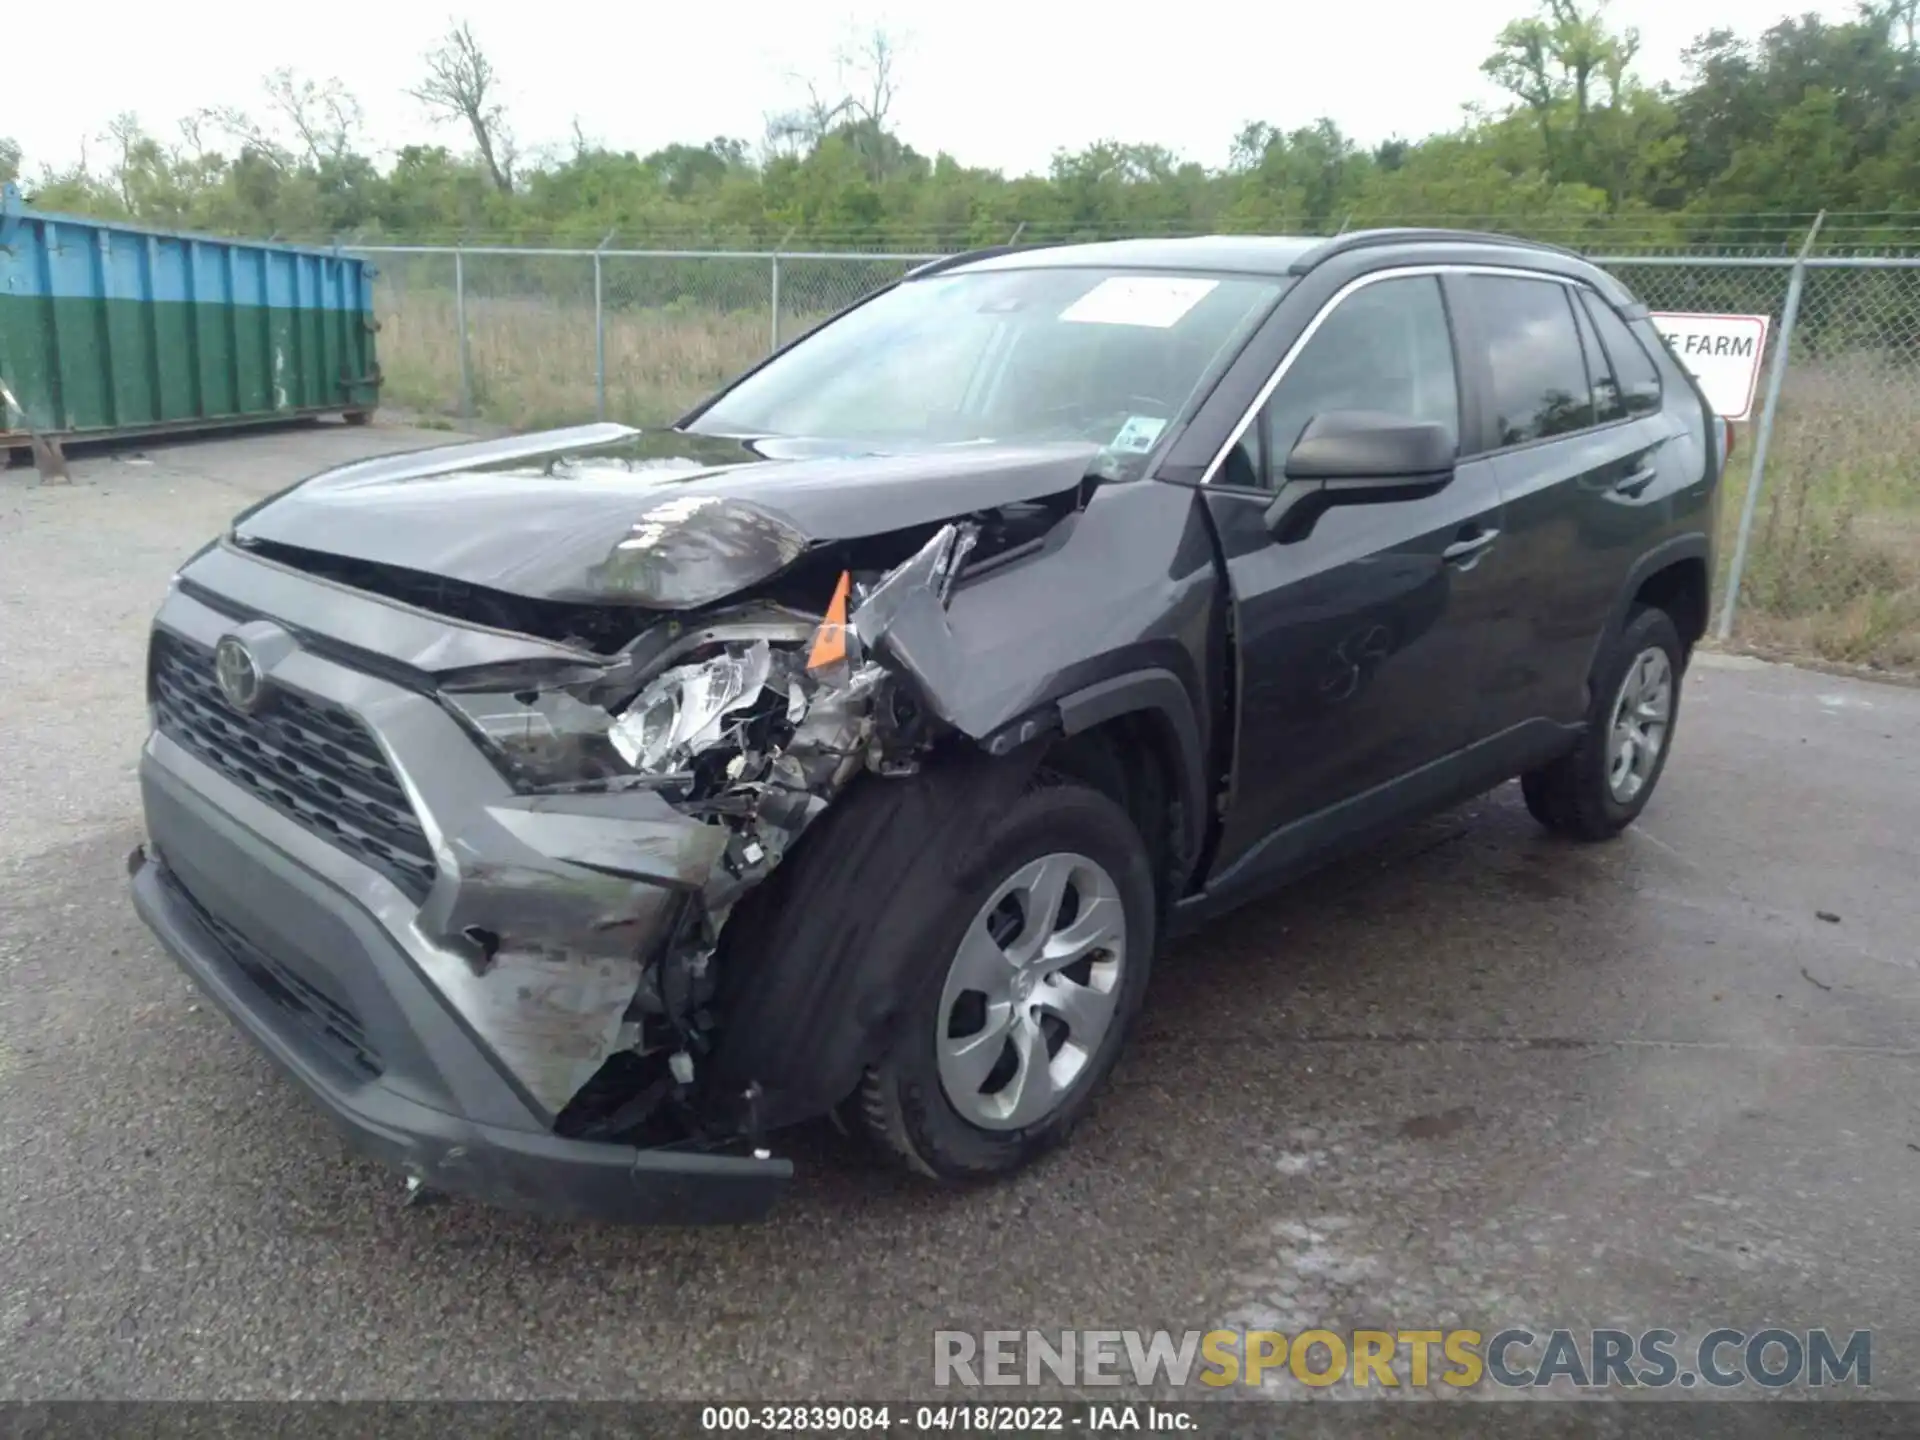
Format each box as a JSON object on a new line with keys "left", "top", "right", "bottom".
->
{"left": 1111, "top": 415, "right": 1168, "bottom": 453}
{"left": 1060, "top": 276, "right": 1217, "bottom": 328}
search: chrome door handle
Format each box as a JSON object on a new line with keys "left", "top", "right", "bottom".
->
{"left": 1443, "top": 528, "right": 1500, "bottom": 564}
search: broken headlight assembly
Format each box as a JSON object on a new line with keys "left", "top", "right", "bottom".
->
{"left": 611, "top": 641, "right": 773, "bottom": 774}
{"left": 440, "top": 684, "right": 638, "bottom": 792}
{"left": 439, "top": 522, "right": 978, "bottom": 807}
{"left": 440, "top": 639, "right": 797, "bottom": 795}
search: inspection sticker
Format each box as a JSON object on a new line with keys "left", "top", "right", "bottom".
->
{"left": 1110, "top": 415, "right": 1169, "bottom": 453}
{"left": 1061, "top": 276, "right": 1217, "bottom": 328}
{"left": 1649, "top": 312, "right": 1771, "bottom": 421}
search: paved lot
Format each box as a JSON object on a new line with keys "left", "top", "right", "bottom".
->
{"left": 3, "top": 421, "right": 1918, "bottom": 1401}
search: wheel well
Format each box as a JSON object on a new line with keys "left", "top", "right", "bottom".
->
{"left": 1040, "top": 713, "right": 1183, "bottom": 911}
{"left": 1633, "top": 557, "right": 1709, "bottom": 652}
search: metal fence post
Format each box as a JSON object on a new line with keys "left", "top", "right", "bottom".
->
{"left": 594, "top": 230, "right": 614, "bottom": 421}
{"left": 1716, "top": 212, "right": 1824, "bottom": 641}
{"left": 454, "top": 248, "right": 473, "bottom": 420}
{"left": 770, "top": 253, "right": 782, "bottom": 354}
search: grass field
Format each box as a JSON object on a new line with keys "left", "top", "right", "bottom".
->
{"left": 1722, "top": 357, "right": 1920, "bottom": 672}
{"left": 378, "top": 290, "right": 770, "bottom": 431}
{"left": 373, "top": 284, "right": 1920, "bottom": 675}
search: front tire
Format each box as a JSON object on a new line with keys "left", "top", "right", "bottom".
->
{"left": 1522, "top": 605, "right": 1684, "bottom": 841}
{"left": 858, "top": 778, "right": 1156, "bottom": 1183}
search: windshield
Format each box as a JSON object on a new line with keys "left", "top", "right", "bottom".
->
{"left": 687, "top": 266, "right": 1284, "bottom": 476}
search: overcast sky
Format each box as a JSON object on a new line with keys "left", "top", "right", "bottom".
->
{"left": 8, "top": 0, "right": 1858, "bottom": 180}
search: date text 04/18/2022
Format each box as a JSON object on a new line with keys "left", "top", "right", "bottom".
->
{"left": 699, "top": 1403, "right": 1199, "bottom": 1432}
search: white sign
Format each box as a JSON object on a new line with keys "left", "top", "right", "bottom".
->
{"left": 1649, "top": 312, "right": 1771, "bottom": 422}
{"left": 1060, "top": 276, "right": 1217, "bottom": 329}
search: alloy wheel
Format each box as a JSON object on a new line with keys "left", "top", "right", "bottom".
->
{"left": 1607, "top": 645, "right": 1673, "bottom": 803}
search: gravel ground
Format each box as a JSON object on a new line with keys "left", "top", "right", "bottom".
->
{"left": 2, "top": 420, "right": 1917, "bottom": 1402}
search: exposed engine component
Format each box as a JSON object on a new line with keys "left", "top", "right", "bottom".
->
{"left": 611, "top": 639, "right": 776, "bottom": 774}
{"left": 627, "top": 525, "right": 982, "bottom": 1056}
{"left": 436, "top": 521, "right": 986, "bottom": 1135}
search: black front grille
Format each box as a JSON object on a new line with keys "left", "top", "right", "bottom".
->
{"left": 158, "top": 866, "right": 382, "bottom": 1078}
{"left": 150, "top": 630, "right": 437, "bottom": 902}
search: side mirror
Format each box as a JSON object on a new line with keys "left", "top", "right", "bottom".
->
{"left": 1283, "top": 410, "right": 1456, "bottom": 482}
{"left": 1265, "top": 411, "right": 1456, "bottom": 542}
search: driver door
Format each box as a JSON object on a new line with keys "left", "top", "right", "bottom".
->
{"left": 1201, "top": 271, "right": 1508, "bottom": 878}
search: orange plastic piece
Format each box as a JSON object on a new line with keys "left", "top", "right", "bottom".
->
{"left": 807, "top": 571, "right": 852, "bottom": 670}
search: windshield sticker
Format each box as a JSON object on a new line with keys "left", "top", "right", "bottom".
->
{"left": 1060, "top": 276, "right": 1218, "bottom": 328}
{"left": 1110, "top": 415, "right": 1169, "bottom": 453}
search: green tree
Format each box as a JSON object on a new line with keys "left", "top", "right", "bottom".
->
{"left": 1481, "top": 0, "right": 1658, "bottom": 206}
{"left": 9, "top": 1, "right": 1918, "bottom": 254}
{"left": 1223, "top": 119, "right": 1370, "bottom": 232}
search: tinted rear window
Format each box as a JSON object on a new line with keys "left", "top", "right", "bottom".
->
{"left": 1581, "top": 291, "right": 1663, "bottom": 417}
{"left": 1466, "top": 276, "right": 1594, "bottom": 446}
{"left": 1569, "top": 291, "right": 1624, "bottom": 424}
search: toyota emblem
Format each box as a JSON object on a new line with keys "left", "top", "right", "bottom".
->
{"left": 213, "top": 635, "right": 265, "bottom": 712}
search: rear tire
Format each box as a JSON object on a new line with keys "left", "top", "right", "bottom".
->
{"left": 857, "top": 778, "right": 1155, "bottom": 1183}
{"left": 1522, "top": 605, "right": 1684, "bottom": 841}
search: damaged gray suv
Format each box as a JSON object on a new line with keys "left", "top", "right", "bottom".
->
{"left": 130, "top": 230, "right": 1724, "bottom": 1222}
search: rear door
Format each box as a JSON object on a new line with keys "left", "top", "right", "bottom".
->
{"left": 1451, "top": 273, "right": 1686, "bottom": 732}
{"left": 1200, "top": 271, "right": 1508, "bottom": 875}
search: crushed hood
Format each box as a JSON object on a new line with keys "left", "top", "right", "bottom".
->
{"left": 231, "top": 424, "right": 1101, "bottom": 609}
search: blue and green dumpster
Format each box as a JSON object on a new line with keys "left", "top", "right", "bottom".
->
{"left": 0, "top": 184, "right": 380, "bottom": 458}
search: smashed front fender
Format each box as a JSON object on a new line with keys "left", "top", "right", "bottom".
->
{"left": 846, "top": 523, "right": 978, "bottom": 730}
{"left": 486, "top": 521, "right": 999, "bottom": 1126}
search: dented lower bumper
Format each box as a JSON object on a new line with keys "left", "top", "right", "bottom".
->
{"left": 128, "top": 784, "right": 790, "bottom": 1226}
{"left": 128, "top": 574, "right": 798, "bottom": 1222}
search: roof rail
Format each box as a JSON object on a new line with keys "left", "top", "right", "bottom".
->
{"left": 904, "top": 239, "right": 1070, "bottom": 279}
{"left": 1288, "top": 227, "right": 1586, "bottom": 275}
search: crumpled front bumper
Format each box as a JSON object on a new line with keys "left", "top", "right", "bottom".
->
{"left": 129, "top": 779, "right": 789, "bottom": 1226}
{"left": 127, "top": 558, "right": 791, "bottom": 1223}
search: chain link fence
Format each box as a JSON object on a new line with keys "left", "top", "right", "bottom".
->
{"left": 366, "top": 246, "right": 931, "bottom": 430}
{"left": 358, "top": 241, "right": 1920, "bottom": 676}
{"left": 1604, "top": 256, "right": 1920, "bottom": 674}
